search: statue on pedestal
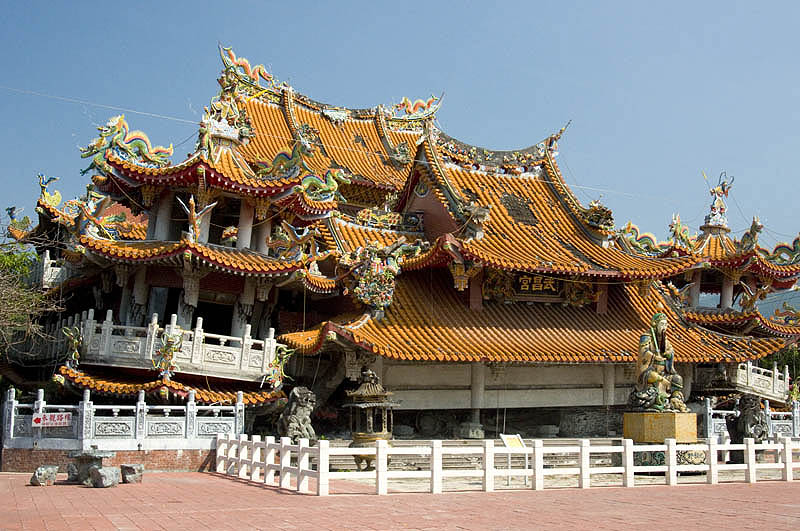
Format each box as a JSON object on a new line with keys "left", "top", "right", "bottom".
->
{"left": 629, "top": 312, "right": 689, "bottom": 412}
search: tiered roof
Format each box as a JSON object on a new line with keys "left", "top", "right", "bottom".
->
{"left": 58, "top": 366, "right": 285, "bottom": 405}
{"left": 281, "top": 269, "right": 784, "bottom": 363}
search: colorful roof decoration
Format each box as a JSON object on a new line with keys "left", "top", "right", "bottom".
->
{"left": 430, "top": 158, "right": 697, "bottom": 279}
{"left": 281, "top": 270, "right": 785, "bottom": 363}
{"left": 58, "top": 366, "right": 285, "bottom": 405}
{"left": 80, "top": 235, "right": 337, "bottom": 277}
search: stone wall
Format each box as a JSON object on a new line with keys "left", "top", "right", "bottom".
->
{"left": 1, "top": 448, "right": 215, "bottom": 473}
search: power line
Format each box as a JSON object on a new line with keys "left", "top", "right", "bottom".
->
{"left": 0, "top": 85, "right": 198, "bottom": 125}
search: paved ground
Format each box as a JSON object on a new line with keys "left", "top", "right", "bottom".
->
{"left": 2, "top": 471, "right": 800, "bottom": 530}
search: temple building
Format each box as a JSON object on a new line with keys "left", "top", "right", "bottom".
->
{"left": 6, "top": 46, "right": 800, "bottom": 437}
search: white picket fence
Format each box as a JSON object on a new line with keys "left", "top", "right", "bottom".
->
{"left": 215, "top": 434, "right": 800, "bottom": 496}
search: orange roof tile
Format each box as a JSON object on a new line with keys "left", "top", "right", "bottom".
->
{"left": 58, "top": 366, "right": 285, "bottom": 405}
{"left": 325, "top": 216, "right": 425, "bottom": 253}
{"left": 438, "top": 164, "right": 697, "bottom": 278}
{"left": 281, "top": 270, "right": 784, "bottom": 363}
{"left": 684, "top": 308, "right": 800, "bottom": 337}
{"left": 80, "top": 235, "right": 336, "bottom": 277}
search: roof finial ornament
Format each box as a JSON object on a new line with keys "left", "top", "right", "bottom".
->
{"left": 702, "top": 171, "right": 734, "bottom": 228}
{"left": 176, "top": 195, "right": 217, "bottom": 243}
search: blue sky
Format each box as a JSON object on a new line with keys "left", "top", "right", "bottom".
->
{"left": 1, "top": 1, "right": 799, "bottom": 247}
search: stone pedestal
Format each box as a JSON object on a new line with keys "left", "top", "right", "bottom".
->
{"left": 623, "top": 412, "right": 705, "bottom": 468}
{"left": 623, "top": 412, "right": 697, "bottom": 443}
{"left": 458, "top": 421, "right": 485, "bottom": 439}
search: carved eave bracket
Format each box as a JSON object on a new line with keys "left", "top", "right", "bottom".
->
{"left": 448, "top": 261, "right": 483, "bottom": 291}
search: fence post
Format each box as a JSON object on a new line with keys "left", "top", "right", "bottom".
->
{"left": 765, "top": 400, "right": 773, "bottom": 438}
{"left": 430, "top": 440, "right": 442, "bottom": 494}
{"left": 376, "top": 439, "right": 388, "bottom": 495}
{"left": 744, "top": 438, "right": 757, "bottom": 483}
{"left": 239, "top": 324, "right": 252, "bottom": 371}
{"left": 78, "top": 389, "right": 93, "bottom": 451}
{"left": 623, "top": 439, "right": 634, "bottom": 487}
{"left": 226, "top": 433, "right": 237, "bottom": 475}
{"left": 235, "top": 392, "right": 245, "bottom": 435}
{"left": 32, "top": 389, "right": 45, "bottom": 448}
{"left": 185, "top": 390, "right": 196, "bottom": 440}
{"left": 782, "top": 437, "right": 793, "bottom": 482}
{"left": 532, "top": 439, "right": 544, "bottom": 490}
{"left": 191, "top": 317, "right": 204, "bottom": 365}
{"left": 2, "top": 388, "right": 16, "bottom": 445}
{"left": 316, "top": 440, "right": 330, "bottom": 496}
{"left": 579, "top": 439, "right": 590, "bottom": 489}
{"left": 703, "top": 398, "right": 714, "bottom": 440}
{"left": 250, "top": 434, "right": 262, "bottom": 482}
{"left": 706, "top": 438, "right": 718, "bottom": 484}
{"left": 794, "top": 401, "right": 800, "bottom": 438}
{"left": 279, "top": 436, "right": 292, "bottom": 489}
{"left": 483, "top": 439, "right": 495, "bottom": 492}
{"left": 135, "top": 390, "right": 146, "bottom": 442}
{"left": 145, "top": 313, "right": 159, "bottom": 361}
{"left": 216, "top": 434, "right": 227, "bottom": 473}
{"left": 265, "top": 436, "right": 276, "bottom": 485}
{"left": 297, "top": 438, "right": 309, "bottom": 493}
{"left": 666, "top": 438, "right": 677, "bottom": 486}
{"left": 237, "top": 434, "right": 249, "bottom": 479}
{"left": 100, "top": 310, "right": 113, "bottom": 357}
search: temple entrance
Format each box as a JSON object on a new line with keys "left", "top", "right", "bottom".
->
{"left": 194, "top": 301, "right": 234, "bottom": 335}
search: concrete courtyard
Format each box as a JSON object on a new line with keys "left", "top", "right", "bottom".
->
{"left": 2, "top": 471, "right": 800, "bottom": 530}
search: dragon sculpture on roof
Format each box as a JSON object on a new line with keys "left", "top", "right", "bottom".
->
{"left": 80, "top": 115, "right": 173, "bottom": 175}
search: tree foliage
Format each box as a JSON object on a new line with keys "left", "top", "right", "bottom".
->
{"left": 0, "top": 241, "right": 62, "bottom": 359}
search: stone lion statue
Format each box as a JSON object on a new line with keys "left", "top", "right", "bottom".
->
{"left": 277, "top": 386, "right": 317, "bottom": 445}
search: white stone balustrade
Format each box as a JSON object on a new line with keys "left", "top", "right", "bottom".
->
{"left": 216, "top": 433, "right": 800, "bottom": 497}
{"left": 730, "top": 361, "right": 790, "bottom": 402}
{"left": 76, "top": 310, "right": 284, "bottom": 382}
{"left": 28, "top": 250, "right": 69, "bottom": 289}
{"left": 2, "top": 388, "right": 244, "bottom": 452}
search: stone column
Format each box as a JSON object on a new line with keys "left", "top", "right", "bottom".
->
{"left": 118, "top": 283, "right": 132, "bottom": 325}
{"left": 602, "top": 365, "right": 616, "bottom": 406}
{"left": 231, "top": 277, "right": 256, "bottom": 337}
{"left": 154, "top": 192, "right": 175, "bottom": 241}
{"left": 720, "top": 275, "right": 734, "bottom": 310}
{"left": 459, "top": 362, "right": 485, "bottom": 438}
{"left": 236, "top": 200, "right": 255, "bottom": 251}
{"left": 255, "top": 220, "right": 271, "bottom": 255}
{"left": 689, "top": 270, "right": 702, "bottom": 307}
{"left": 145, "top": 209, "right": 158, "bottom": 240}
{"left": 128, "top": 267, "right": 149, "bottom": 326}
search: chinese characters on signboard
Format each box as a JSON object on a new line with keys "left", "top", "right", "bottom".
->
{"left": 31, "top": 412, "right": 73, "bottom": 428}
{"left": 513, "top": 274, "right": 562, "bottom": 300}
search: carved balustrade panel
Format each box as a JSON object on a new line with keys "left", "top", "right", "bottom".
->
{"left": 94, "top": 418, "right": 135, "bottom": 438}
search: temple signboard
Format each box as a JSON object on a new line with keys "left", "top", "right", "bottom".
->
{"left": 513, "top": 273, "right": 563, "bottom": 301}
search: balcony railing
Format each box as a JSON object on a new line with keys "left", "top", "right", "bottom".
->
{"left": 53, "top": 309, "right": 287, "bottom": 383}
{"left": 695, "top": 361, "right": 790, "bottom": 404}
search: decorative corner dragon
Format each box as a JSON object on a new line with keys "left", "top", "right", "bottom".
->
{"left": 80, "top": 115, "right": 173, "bottom": 175}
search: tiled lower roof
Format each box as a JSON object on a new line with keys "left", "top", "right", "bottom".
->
{"left": 81, "top": 235, "right": 336, "bottom": 277}
{"left": 280, "top": 270, "right": 785, "bottom": 364}
{"left": 684, "top": 309, "right": 800, "bottom": 337}
{"left": 58, "top": 366, "right": 286, "bottom": 405}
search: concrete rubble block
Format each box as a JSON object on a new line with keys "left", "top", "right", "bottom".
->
{"left": 30, "top": 465, "right": 59, "bottom": 486}
{"left": 89, "top": 466, "right": 120, "bottom": 488}
{"left": 120, "top": 464, "right": 144, "bottom": 484}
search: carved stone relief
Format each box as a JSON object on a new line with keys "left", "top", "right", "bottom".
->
{"left": 147, "top": 422, "right": 182, "bottom": 436}
{"left": 95, "top": 422, "right": 133, "bottom": 436}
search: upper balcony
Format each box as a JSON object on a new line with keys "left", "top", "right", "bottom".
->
{"left": 695, "top": 360, "right": 790, "bottom": 404}
{"left": 61, "top": 310, "right": 287, "bottom": 383}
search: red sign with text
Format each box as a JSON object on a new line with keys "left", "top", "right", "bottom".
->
{"left": 31, "top": 412, "right": 72, "bottom": 428}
